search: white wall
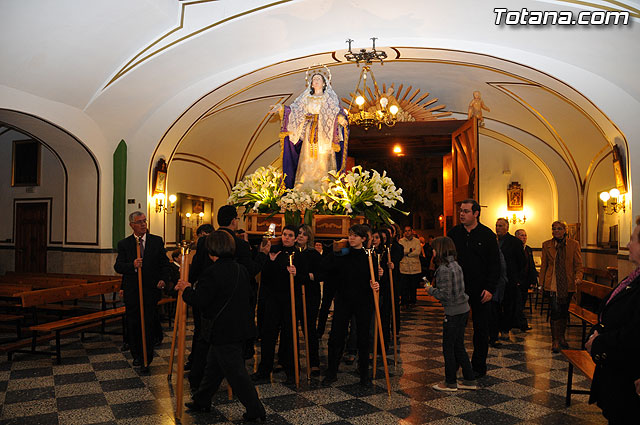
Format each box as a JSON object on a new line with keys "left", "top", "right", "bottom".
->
{"left": 0, "top": 131, "right": 65, "bottom": 246}
{"left": 478, "top": 135, "right": 555, "bottom": 248}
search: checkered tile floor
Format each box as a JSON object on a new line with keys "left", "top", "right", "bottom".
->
{"left": 0, "top": 296, "right": 606, "bottom": 424}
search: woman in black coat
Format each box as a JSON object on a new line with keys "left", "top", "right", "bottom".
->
{"left": 586, "top": 216, "right": 640, "bottom": 423}
{"left": 176, "top": 231, "right": 266, "bottom": 422}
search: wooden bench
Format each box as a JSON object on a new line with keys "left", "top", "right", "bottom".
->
{"left": 0, "top": 313, "right": 23, "bottom": 340}
{"left": 21, "top": 307, "right": 126, "bottom": 363}
{"left": 568, "top": 280, "right": 611, "bottom": 348}
{"left": 561, "top": 349, "right": 595, "bottom": 406}
{"left": 5, "top": 283, "right": 175, "bottom": 364}
{"left": 5, "top": 282, "right": 124, "bottom": 363}
{"left": 582, "top": 267, "right": 616, "bottom": 287}
{"left": 3, "top": 272, "right": 119, "bottom": 283}
{"left": 0, "top": 276, "right": 88, "bottom": 290}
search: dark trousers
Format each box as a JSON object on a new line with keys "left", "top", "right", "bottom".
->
{"left": 488, "top": 300, "right": 502, "bottom": 343}
{"left": 400, "top": 273, "right": 420, "bottom": 305}
{"left": 188, "top": 332, "right": 210, "bottom": 391}
{"left": 468, "top": 297, "right": 491, "bottom": 375}
{"left": 379, "top": 282, "right": 392, "bottom": 348}
{"left": 327, "top": 293, "right": 372, "bottom": 380}
{"left": 514, "top": 284, "right": 529, "bottom": 329}
{"left": 317, "top": 280, "right": 338, "bottom": 337}
{"left": 304, "top": 293, "right": 321, "bottom": 368}
{"left": 501, "top": 284, "right": 519, "bottom": 332}
{"left": 125, "top": 295, "right": 158, "bottom": 364}
{"left": 193, "top": 342, "right": 265, "bottom": 418}
{"left": 549, "top": 292, "right": 572, "bottom": 321}
{"left": 257, "top": 294, "right": 294, "bottom": 376}
{"left": 443, "top": 312, "right": 474, "bottom": 385}
{"left": 188, "top": 304, "right": 201, "bottom": 363}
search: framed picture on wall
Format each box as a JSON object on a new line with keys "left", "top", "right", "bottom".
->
{"left": 176, "top": 193, "right": 213, "bottom": 244}
{"left": 567, "top": 223, "right": 581, "bottom": 242}
{"left": 507, "top": 182, "right": 523, "bottom": 211}
{"left": 12, "top": 139, "right": 41, "bottom": 186}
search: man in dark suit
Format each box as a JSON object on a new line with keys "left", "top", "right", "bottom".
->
{"left": 515, "top": 229, "right": 537, "bottom": 331}
{"left": 495, "top": 218, "right": 526, "bottom": 336}
{"left": 114, "top": 211, "right": 170, "bottom": 372}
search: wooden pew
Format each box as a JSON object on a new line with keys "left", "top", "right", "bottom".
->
{"left": 3, "top": 272, "right": 118, "bottom": 282}
{"left": 568, "top": 280, "right": 611, "bottom": 348}
{"left": 582, "top": 267, "right": 616, "bottom": 287}
{"left": 561, "top": 349, "right": 595, "bottom": 406}
{"left": 3, "top": 281, "right": 176, "bottom": 364}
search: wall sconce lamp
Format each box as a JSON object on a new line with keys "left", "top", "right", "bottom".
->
{"left": 599, "top": 188, "right": 625, "bottom": 214}
{"left": 154, "top": 193, "right": 176, "bottom": 213}
{"left": 438, "top": 214, "right": 444, "bottom": 228}
{"left": 506, "top": 213, "right": 527, "bottom": 225}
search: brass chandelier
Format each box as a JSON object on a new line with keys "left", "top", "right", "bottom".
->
{"left": 345, "top": 38, "right": 398, "bottom": 130}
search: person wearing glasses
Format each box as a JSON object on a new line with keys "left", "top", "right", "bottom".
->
{"left": 539, "top": 220, "right": 583, "bottom": 353}
{"left": 114, "top": 211, "right": 171, "bottom": 373}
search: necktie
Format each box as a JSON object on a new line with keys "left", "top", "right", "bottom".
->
{"left": 138, "top": 236, "right": 145, "bottom": 259}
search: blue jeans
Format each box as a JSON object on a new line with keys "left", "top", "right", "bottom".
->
{"left": 442, "top": 311, "right": 474, "bottom": 385}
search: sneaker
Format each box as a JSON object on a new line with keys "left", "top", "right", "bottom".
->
{"left": 457, "top": 379, "right": 478, "bottom": 390}
{"left": 432, "top": 382, "right": 457, "bottom": 392}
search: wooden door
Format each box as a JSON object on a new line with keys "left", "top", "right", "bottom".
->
{"left": 450, "top": 118, "right": 478, "bottom": 226}
{"left": 15, "top": 202, "right": 48, "bottom": 272}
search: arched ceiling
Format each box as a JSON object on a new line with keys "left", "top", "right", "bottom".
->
{"left": 1, "top": 0, "right": 637, "bottom": 222}
{"left": 159, "top": 46, "right": 624, "bottom": 199}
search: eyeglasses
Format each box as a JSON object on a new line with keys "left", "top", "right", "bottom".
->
{"left": 132, "top": 219, "right": 147, "bottom": 225}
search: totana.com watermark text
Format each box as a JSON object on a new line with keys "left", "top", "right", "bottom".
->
{"left": 494, "top": 8, "right": 630, "bottom": 25}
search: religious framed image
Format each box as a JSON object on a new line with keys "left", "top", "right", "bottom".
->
{"left": 507, "top": 182, "right": 523, "bottom": 211}
{"left": 612, "top": 145, "right": 627, "bottom": 193}
{"left": 567, "top": 223, "right": 581, "bottom": 242}
{"left": 192, "top": 200, "right": 204, "bottom": 214}
{"left": 12, "top": 139, "right": 41, "bottom": 187}
{"left": 152, "top": 158, "right": 168, "bottom": 194}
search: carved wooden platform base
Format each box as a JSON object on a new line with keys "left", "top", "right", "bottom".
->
{"left": 244, "top": 213, "right": 366, "bottom": 238}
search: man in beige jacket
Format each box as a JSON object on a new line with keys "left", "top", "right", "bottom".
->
{"left": 399, "top": 225, "right": 423, "bottom": 307}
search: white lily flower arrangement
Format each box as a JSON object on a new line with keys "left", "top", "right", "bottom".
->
{"left": 227, "top": 166, "right": 286, "bottom": 214}
{"left": 228, "top": 165, "right": 405, "bottom": 225}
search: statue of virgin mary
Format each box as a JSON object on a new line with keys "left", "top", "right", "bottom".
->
{"left": 272, "top": 67, "right": 349, "bottom": 189}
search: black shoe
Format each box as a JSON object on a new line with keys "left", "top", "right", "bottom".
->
{"left": 472, "top": 370, "right": 487, "bottom": 379}
{"left": 489, "top": 340, "right": 502, "bottom": 348}
{"left": 322, "top": 374, "right": 337, "bottom": 385}
{"left": 242, "top": 412, "right": 266, "bottom": 423}
{"left": 359, "top": 377, "right": 372, "bottom": 387}
{"left": 139, "top": 365, "right": 150, "bottom": 374}
{"left": 120, "top": 343, "right": 129, "bottom": 352}
{"left": 520, "top": 326, "right": 532, "bottom": 332}
{"left": 184, "top": 361, "right": 192, "bottom": 371}
{"left": 132, "top": 358, "right": 142, "bottom": 366}
{"left": 344, "top": 354, "right": 356, "bottom": 365}
{"left": 185, "top": 401, "right": 211, "bottom": 412}
{"left": 250, "top": 372, "right": 270, "bottom": 384}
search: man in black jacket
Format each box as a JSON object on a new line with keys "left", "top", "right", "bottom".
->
{"left": 114, "top": 211, "right": 171, "bottom": 372}
{"left": 252, "top": 225, "right": 308, "bottom": 384}
{"left": 495, "top": 218, "right": 526, "bottom": 337}
{"left": 515, "top": 229, "right": 537, "bottom": 331}
{"left": 187, "top": 207, "right": 268, "bottom": 391}
{"left": 448, "top": 199, "right": 500, "bottom": 378}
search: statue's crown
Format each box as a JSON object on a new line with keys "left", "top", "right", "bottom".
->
{"left": 305, "top": 64, "right": 331, "bottom": 85}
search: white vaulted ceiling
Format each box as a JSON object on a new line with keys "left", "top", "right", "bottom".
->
{"left": 1, "top": 0, "right": 638, "bottom": 246}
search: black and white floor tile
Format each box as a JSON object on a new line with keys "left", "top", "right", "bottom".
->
{"left": 0, "top": 296, "right": 606, "bottom": 424}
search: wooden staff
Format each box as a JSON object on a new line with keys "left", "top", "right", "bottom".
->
{"left": 301, "top": 281, "right": 311, "bottom": 381}
{"left": 288, "top": 252, "right": 300, "bottom": 388}
{"left": 175, "top": 243, "right": 189, "bottom": 420}
{"left": 366, "top": 249, "right": 391, "bottom": 396}
{"left": 135, "top": 237, "right": 148, "bottom": 368}
{"left": 373, "top": 253, "right": 380, "bottom": 379}
{"left": 167, "top": 297, "right": 182, "bottom": 379}
{"left": 387, "top": 247, "right": 398, "bottom": 367}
